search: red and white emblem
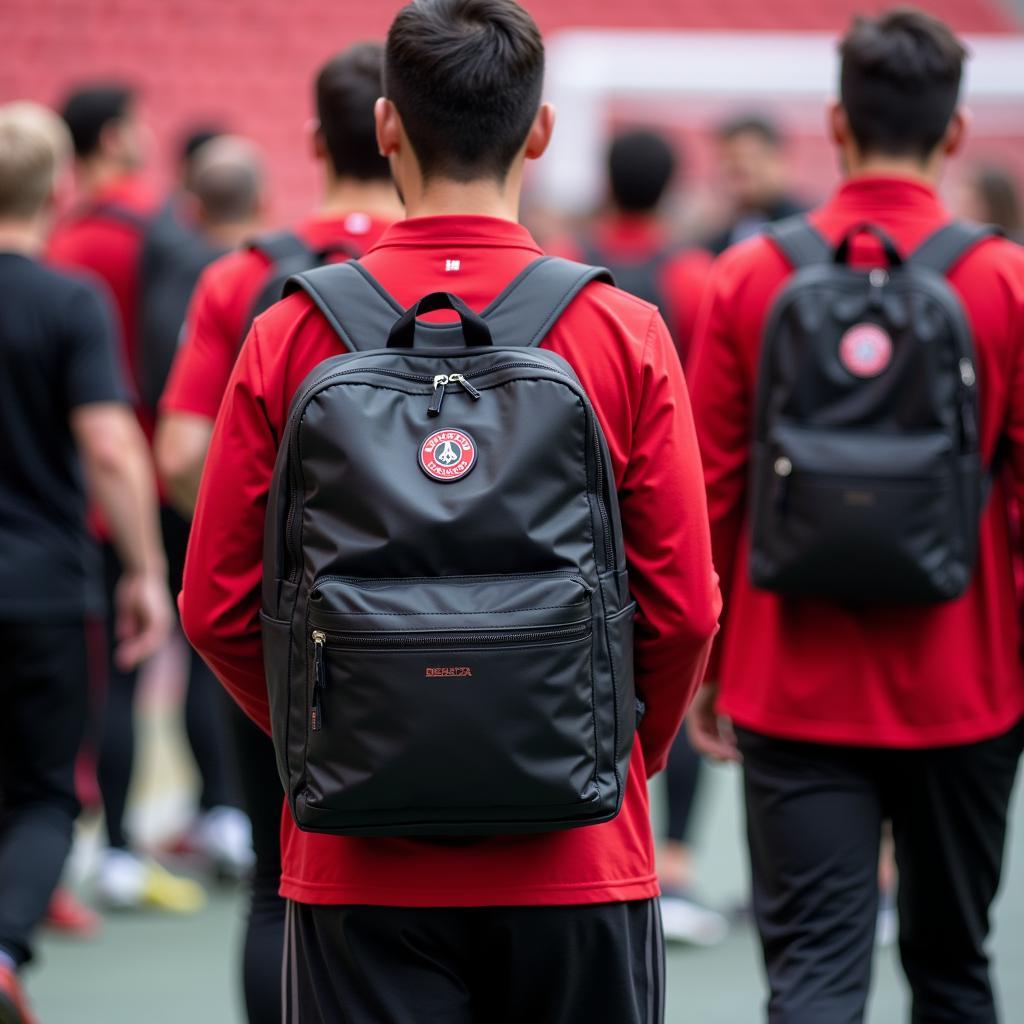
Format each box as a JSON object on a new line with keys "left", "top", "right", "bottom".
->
{"left": 419, "top": 429, "right": 477, "bottom": 483}
{"left": 839, "top": 323, "right": 893, "bottom": 378}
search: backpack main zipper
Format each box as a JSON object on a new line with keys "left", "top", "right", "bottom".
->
{"left": 283, "top": 360, "right": 615, "bottom": 583}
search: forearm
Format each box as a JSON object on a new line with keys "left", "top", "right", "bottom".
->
{"left": 154, "top": 414, "right": 212, "bottom": 519}
{"left": 84, "top": 421, "right": 166, "bottom": 576}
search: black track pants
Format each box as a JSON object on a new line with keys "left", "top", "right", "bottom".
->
{"left": 739, "top": 721, "right": 1024, "bottom": 1024}
{"left": 283, "top": 898, "right": 665, "bottom": 1024}
{"left": 0, "top": 620, "right": 87, "bottom": 965}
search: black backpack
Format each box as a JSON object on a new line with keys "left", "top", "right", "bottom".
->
{"left": 137, "top": 200, "right": 226, "bottom": 410}
{"left": 577, "top": 235, "right": 683, "bottom": 313}
{"left": 242, "top": 230, "right": 360, "bottom": 345}
{"left": 260, "top": 256, "right": 638, "bottom": 837}
{"left": 750, "top": 217, "right": 997, "bottom": 604}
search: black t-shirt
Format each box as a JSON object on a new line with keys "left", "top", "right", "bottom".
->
{"left": 0, "top": 252, "right": 128, "bottom": 621}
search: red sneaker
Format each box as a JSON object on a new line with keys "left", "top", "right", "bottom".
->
{"left": 0, "top": 965, "right": 38, "bottom": 1024}
{"left": 43, "top": 889, "right": 100, "bottom": 939}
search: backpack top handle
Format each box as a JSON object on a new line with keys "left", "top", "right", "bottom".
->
{"left": 833, "top": 222, "right": 904, "bottom": 268}
{"left": 387, "top": 291, "right": 493, "bottom": 349}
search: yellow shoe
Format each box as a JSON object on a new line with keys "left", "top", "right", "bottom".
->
{"left": 139, "top": 859, "right": 207, "bottom": 913}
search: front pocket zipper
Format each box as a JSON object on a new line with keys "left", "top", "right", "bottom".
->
{"left": 307, "top": 620, "right": 592, "bottom": 732}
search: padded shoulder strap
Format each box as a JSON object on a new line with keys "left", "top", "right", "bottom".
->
{"left": 286, "top": 256, "right": 612, "bottom": 353}
{"left": 764, "top": 216, "right": 831, "bottom": 269}
{"left": 482, "top": 256, "right": 613, "bottom": 348}
{"left": 909, "top": 221, "right": 1001, "bottom": 275}
{"left": 247, "top": 229, "right": 312, "bottom": 265}
{"left": 284, "top": 261, "right": 400, "bottom": 352}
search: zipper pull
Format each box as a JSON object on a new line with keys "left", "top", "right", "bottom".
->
{"left": 449, "top": 373, "right": 481, "bottom": 400}
{"left": 428, "top": 375, "right": 448, "bottom": 417}
{"left": 311, "top": 630, "right": 326, "bottom": 732}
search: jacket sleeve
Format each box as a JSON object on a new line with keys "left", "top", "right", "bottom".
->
{"left": 621, "top": 311, "right": 721, "bottom": 775}
{"left": 161, "top": 260, "right": 245, "bottom": 420}
{"left": 687, "top": 257, "right": 754, "bottom": 681}
{"left": 179, "top": 319, "right": 276, "bottom": 732}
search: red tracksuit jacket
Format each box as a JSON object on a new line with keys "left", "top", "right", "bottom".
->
{"left": 690, "top": 176, "right": 1024, "bottom": 749}
{"left": 181, "top": 214, "right": 720, "bottom": 906}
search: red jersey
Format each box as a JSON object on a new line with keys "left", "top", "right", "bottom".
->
{"left": 181, "top": 215, "right": 720, "bottom": 907}
{"left": 162, "top": 212, "right": 393, "bottom": 421}
{"left": 690, "top": 176, "right": 1024, "bottom": 749}
{"left": 553, "top": 214, "right": 712, "bottom": 365}
{"left": 47, "top": 174, "right": 156, "bottom": 394}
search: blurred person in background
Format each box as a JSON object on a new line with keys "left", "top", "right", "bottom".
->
{"left": 138, "top": 133, "right": 268, "bottom": 883}
{"left": 558, "top": 127, "right": 723, "bottom": 943}
{"left": 958, "top": 163, "right": 1023, "bottom": 242}
{"left": 48, "top": 83, "right": 208, "bottom": 914}
{"left": 0, "top": 101, "right": 171, "bottom": 1024}
{"left": 705, "top": 113, "right": 806, "bottom": 255}
{"left": 156, "top": 44, "right": 399, "bottom": 1024}
{"left": 559, "top": 128, "right": 712, "bottom": 367}
{"left": 689, "top": 10, "right": 1024, "bottom": 1022}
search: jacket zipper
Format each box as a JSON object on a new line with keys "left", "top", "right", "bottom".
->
{"left": 306, "top": 620, "right": 592, "bottom": 732}
{"left": 284, "top": 360, "right": 615, "bottom": 582}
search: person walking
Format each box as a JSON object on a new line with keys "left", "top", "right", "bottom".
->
{"left": 0, "top": 101, "right": 171, "bottom": 1024}
{"left": 180, "top": 2, "right": 719, "bottom": 1021}
{"left": 688, "top": 10, "right": 1024, "bottom": 1022}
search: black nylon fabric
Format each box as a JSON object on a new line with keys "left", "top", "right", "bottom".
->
{"left": 262, "top": 261, "right": 635, "bottom": 837}
{"left": 751, "top": 218, "right": 991, "bottom": 604}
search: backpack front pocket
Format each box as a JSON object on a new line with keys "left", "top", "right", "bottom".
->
{"left": 299, "top": 572, "right": 599, "bottom": 833}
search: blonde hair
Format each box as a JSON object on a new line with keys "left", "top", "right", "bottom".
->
{"left": 0, "top": 102, "right": 71, "bottom": 219}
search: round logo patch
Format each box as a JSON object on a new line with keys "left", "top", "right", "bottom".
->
{"left": 419, "top": 429, "right": 477, "bottom": 483}
{"left": 839, "top": 323, "right": 893, "bottom": 378}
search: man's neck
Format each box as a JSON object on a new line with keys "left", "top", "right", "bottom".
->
{"left": 78, "top": 158, "right": 132, "bottom": 197}
{"left": 844, "top": 154, "right": 940, "bottom": 188}
{"left": 320, "top": 177, "right": 403, "bottom": 220}
{"left": 0, "top": 219, "right": 43, "bottom": 255}
{"left": 401, "top": 174, "right": 522, "bottom": 222}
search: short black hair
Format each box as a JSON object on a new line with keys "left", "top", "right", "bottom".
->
{"left": 608, "top": 129, "right": 677, "bottom": 213}
{"left": 60, "top": 84, "right": 134, "bottom": 158}
{"left": 839, "top": 8, "right": 966, "bottom": 160}
{"left": 385, "top": 0, "right": 545, "bottom": 183}
{"left": 316, "top": 43, "right": 391, "bottom": 181}
{"left": 716, "top": 113, "right": 783, "bottom": 149}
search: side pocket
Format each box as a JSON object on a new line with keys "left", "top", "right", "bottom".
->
{"left": 259, "top": 611, "right": 295, "bottom": 801}
{"left": 605, "top": 600, "right": 638, "bottom": 792}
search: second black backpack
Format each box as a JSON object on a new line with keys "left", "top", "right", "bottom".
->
{"left": 750, "top": 217, "right": 996, "bottom": 604}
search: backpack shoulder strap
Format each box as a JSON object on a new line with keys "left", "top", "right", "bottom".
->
{"left": 285, "top": 256, "right": 612, "bottom": 353}
{"left": 763, "top": 215, "right": 831, "bottom": 269}
{"left": 482, "top": 256, "right": 613, "bottom": 348}
{"left": 283, "top": 261, "right": 401, "bottom": 352}
{"left": 247, "top": 229, "right": 313, "bottom": 265}
{"left": 909, "top": 221, "right": 1001, "bottom": 275}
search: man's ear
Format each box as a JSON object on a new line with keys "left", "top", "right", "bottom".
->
{"left": 827, "top": 100, "right": 848, "bottom": 149}
{"left": 524, "top": 103, "right": 555, "bottom": 162}
{"left": 307, "top": 119, "right": 327, "bottom": 163}
{"left": 375, "top": 97, "right": 401, "bottom": 158}
{"left": 943, "top": 107, "right": 969, "bottom": 159}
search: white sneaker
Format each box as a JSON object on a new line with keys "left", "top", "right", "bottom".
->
{"left": 193, "top": 806, "right": 255, "bottom": 880}
{"left": 659, "top": 894, "right": 730, "bottom": 946}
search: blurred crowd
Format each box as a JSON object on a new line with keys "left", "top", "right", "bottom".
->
{"left": 1, "top": 4, "right": 1024, "bottom": 1023}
